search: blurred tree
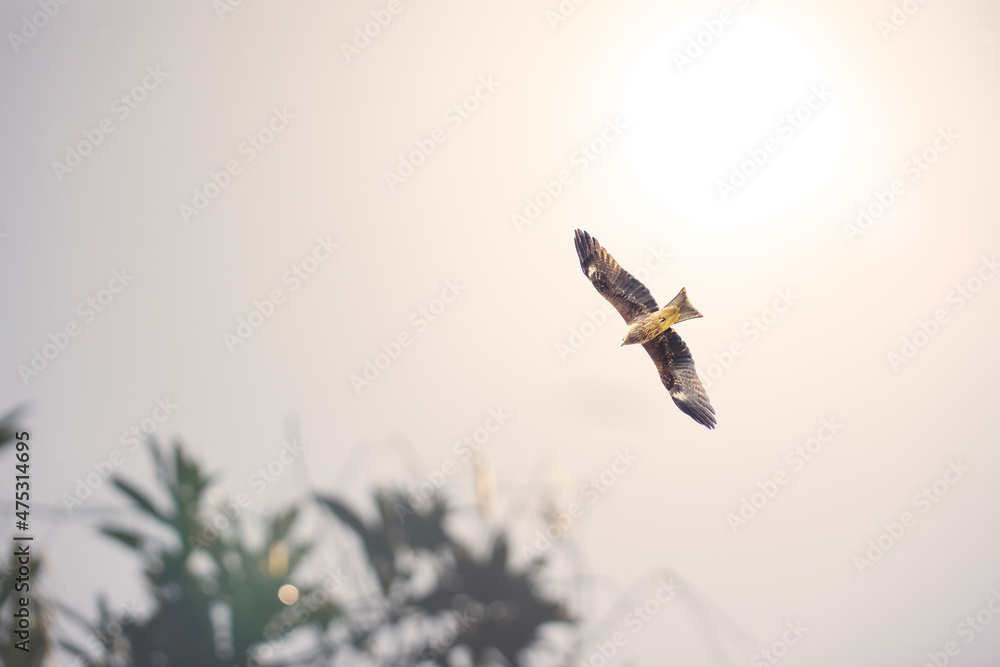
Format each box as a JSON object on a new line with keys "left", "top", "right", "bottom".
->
{"left": 0, "top": 407, "right": 55, "bottom": 667}
{"left": 0, "top": 406, "right": 577, "bottom": 666}
{"left": 316, "top": 491, "right": 573, "bottom": 665}
{"left": 63, "top": 440, "right": 340, "bottom": 667}
{"left": 48, "top": 437, "right": 574, "bottom": 666}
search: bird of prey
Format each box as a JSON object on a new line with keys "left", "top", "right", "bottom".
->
{"left": 573, "top": 229, "right": 716, "bottom": 429}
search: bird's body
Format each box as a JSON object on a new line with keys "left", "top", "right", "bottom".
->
{"left": 573, "top": 229, "right": 716, "bottom": 429}
{"left": 621, "top": 288, "right": 703, "bottom": 346}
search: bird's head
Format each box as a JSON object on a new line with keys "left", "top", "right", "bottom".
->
{"left": 621, "top": 326, "right": 640, "bottom": 346}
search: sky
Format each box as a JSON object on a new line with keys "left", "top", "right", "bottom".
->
{"left": 2, "top": 0, "right": 1000, "bottom": 665}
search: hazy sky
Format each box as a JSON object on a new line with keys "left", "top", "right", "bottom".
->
{"left": 2, "top": 0, "right": 1000, "bottom": 665}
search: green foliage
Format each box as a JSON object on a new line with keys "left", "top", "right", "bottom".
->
{"left": 317, "top": 490, "right": 572, "bottom": 665}
{"left": 85, "top": 440, "right": 339, "bottom": 666}
{"left": 0, "top": 407, "right": 576, "bottom": 666}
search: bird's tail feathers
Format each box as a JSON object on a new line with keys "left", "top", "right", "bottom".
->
{"left": 663, "top": 288, "right": 702, "bottom": 324}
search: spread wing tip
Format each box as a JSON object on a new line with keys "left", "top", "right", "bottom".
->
{"left": 649, "top": 331, "right": 717, "bottom": 429}
{"left": 574, "top": 229, "right": 596, "bottom": 267}
{"left": 669, "top": 388, "right": 716, "bottom": 429}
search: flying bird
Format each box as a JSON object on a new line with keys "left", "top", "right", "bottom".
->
{"left": 573, "top": 229, "right": 716, "bottom": 429}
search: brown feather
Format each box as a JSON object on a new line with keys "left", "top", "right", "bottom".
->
{"left": 574, "top": 229, "right": 657, "bottom": 324}
{"left": 573, "top": 229, "right": 716, "bottom": 428}
{"left": 642, "top": 329, "right": 716, "bottom": 429}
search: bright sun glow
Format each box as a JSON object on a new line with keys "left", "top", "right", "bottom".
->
{"left": 621, "top": 14, "right": 847, "bottom": 229}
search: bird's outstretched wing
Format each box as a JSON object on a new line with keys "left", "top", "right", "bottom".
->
{"left": 643, "top": 329, "right": 716, "bottom": 429}
{"left": 574, "top": 229, "right": 657, "bottom": 324}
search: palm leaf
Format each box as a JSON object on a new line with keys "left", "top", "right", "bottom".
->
{"left": 99, "top": 527, "right": 144, "bottom": 551}
{"left": 316, "top": 494, "right": 394, "bottom": 591}
{"left": 271, "top": 506, "right": 298, "bottom": 542}
{"left": 111, "top": 477, "right": 167, "bottom": 523}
